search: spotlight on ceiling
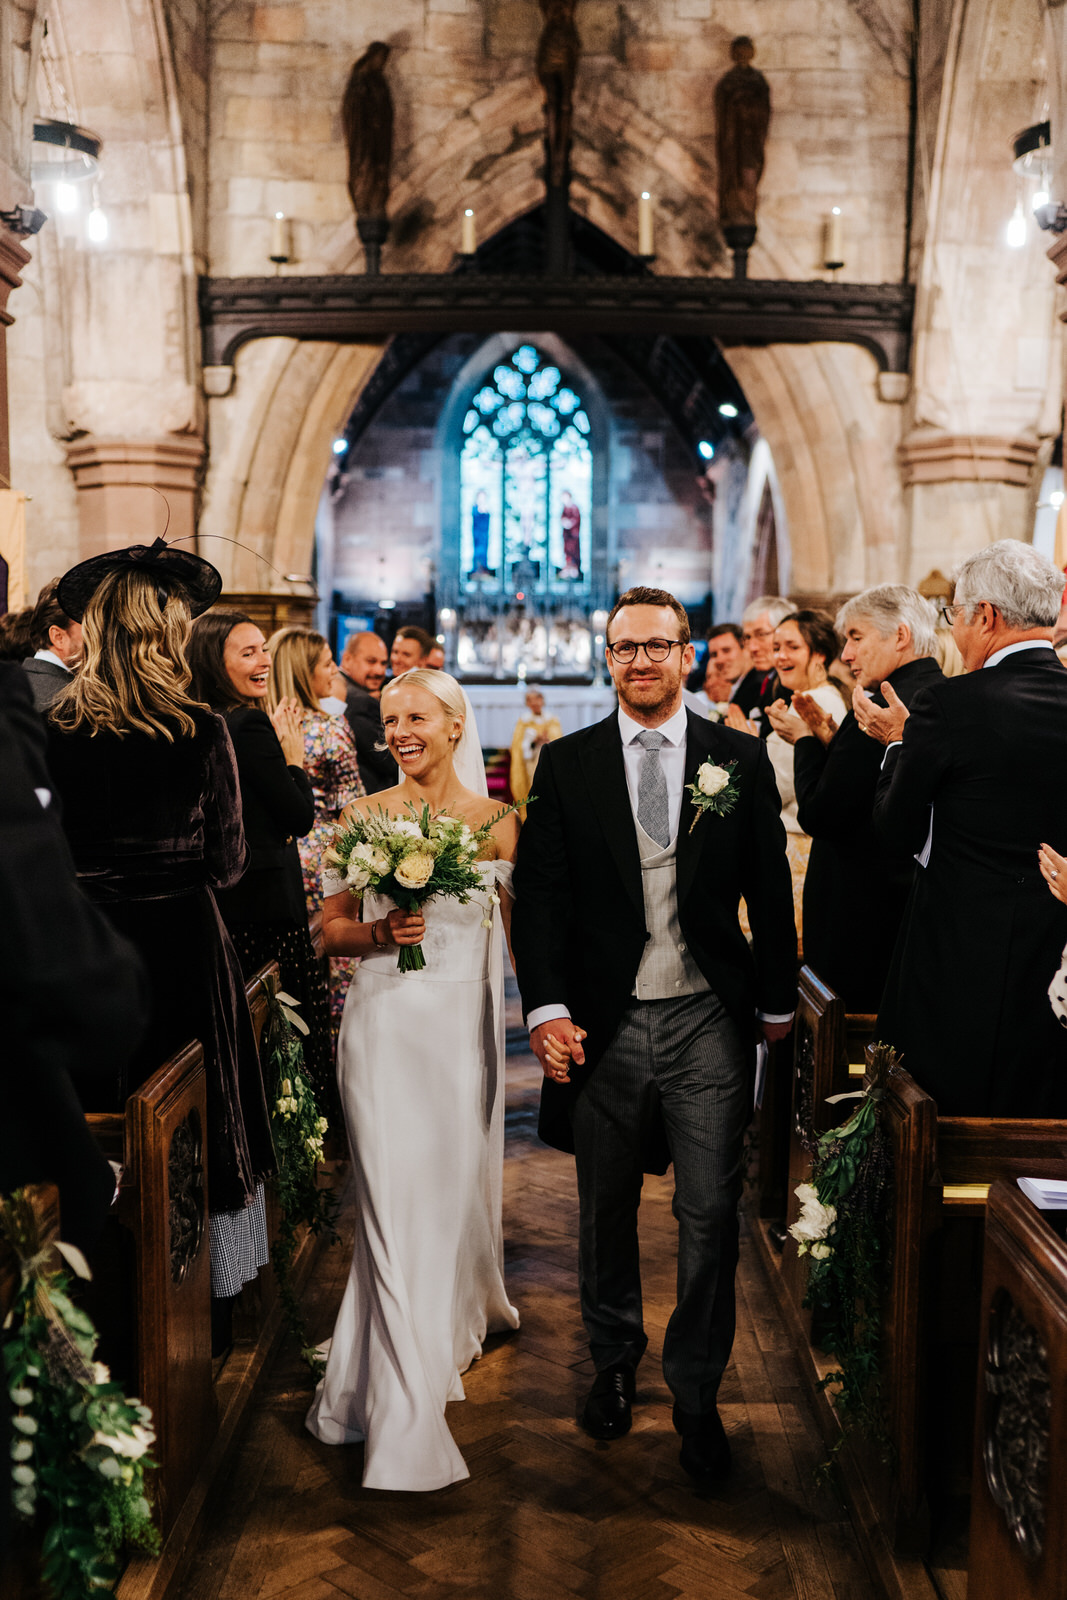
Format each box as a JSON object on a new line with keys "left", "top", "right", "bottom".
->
{"left": 697, "top": 440, "right": 716, "bottom": 461}
{"left": 718, "top": 403, "right": 739, "bottom": 419}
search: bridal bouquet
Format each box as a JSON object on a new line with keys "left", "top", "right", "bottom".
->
{"left": 325, "top": 799, "right": 526, "bottom": 972}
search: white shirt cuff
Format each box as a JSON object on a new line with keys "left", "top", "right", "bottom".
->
{"left": 757, "top": 1011, "right": 794, "bottom": 1025}
{"left": 880, "top": 741, "right": 903, "bottom": 768}
{"left": 528, "top": 1004, "right": 572, "bottom": 1032}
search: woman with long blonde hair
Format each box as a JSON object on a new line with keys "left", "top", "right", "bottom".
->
{"left": 265, "top": 626, "right": 364, "bottom": 1053}
{"left": 45, "top": 543, "right": 275, "bottom": 1353}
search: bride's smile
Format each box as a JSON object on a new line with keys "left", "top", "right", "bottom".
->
{"left": 382, "top": 681, "right": 464, "bottom": 791}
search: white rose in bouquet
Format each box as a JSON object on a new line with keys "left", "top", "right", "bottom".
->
{"left": 390, "top": 819, "right": 423, "bottom": 839}
{"left": 345, "top": 859, "right": 372, "bottom": 891}
{"left": 394, "top": 851, "right": 435, "bottom": 890}
{"left": 352, "top": 842, "right": 390, "bottom": 876}
{"left": 697, "top": 762, "right": 730, "bottom": 797}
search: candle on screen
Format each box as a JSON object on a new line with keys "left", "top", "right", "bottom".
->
{"left": 270, "top": 211, "right": 291, "bottom": 262}
{"left": 461, "top": 208, "right": 476, "bottom": 255}
{"left": 638, "top": 191, "right": 654, "bottom": 256}
{"left": 823, "top": 207, "right": 843, "bottom": 268}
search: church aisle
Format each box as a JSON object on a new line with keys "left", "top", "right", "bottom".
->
{"left": 176, "top": 1033, "right": 876, "bottom": 1600}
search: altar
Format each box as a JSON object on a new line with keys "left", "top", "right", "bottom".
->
{"left": 465, "top": 683, "right": 617, "bottom": 748}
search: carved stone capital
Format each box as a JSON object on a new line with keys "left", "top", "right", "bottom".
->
{"left": 64, "top": 436, "right": 206, "bottom": 557}
{"left": 1047, "top": 230, "right": 1067, "bottom": 298}
{"left": 898, "top": 430, "right": 1041, "bottom": 487}
{"left": 0, "top": 227, "right": 31, "bottom": 326}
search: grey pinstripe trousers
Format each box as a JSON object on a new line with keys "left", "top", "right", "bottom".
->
{"left": 570, "top": 989, "right": 750, "bottom": 1418}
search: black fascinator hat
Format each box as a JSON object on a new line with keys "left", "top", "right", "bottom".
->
{"left": 57, "top": 537, "right": 223, "bottom": 623}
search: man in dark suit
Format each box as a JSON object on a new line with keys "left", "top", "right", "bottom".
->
{"left": 20, "top": 580, "right": 82, "bottom": 710}
{"left": 861, "top": 540, "right": 1067, "bottom": 1117}
{"left": 512, "top": 586, "right": 796, "bottom": 1481}
{"left": 788, "top": 585, "right": 943, "bottom": 1010}
{"left": 338, "top": 630, "right": 396, "bottom": 793}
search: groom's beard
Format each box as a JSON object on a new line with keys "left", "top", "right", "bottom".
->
{"left": 615, "top": 663, "right": 684, "bottom": 717}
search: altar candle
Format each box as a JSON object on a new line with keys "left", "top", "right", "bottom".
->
{"left": 270, "top": 211, "right": 291, "bottom": 262}
{"left": 461, "top": 208, "right": 476, "bottom": 255}
{"left": 823, "top": 207, "right": 843, "bottom": 269}
{"left": 638, "top": 191, "right": 654, "bottom": 256}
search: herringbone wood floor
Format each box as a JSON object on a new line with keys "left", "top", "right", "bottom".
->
{"left": 177, "top": 995, "right": 876, "bottom": 1600}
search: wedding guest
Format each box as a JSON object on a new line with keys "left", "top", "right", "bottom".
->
{"left": 0, "top": 605, "right": 33, "bottom": 662}
{"left": 0, "top": 658, "right": 147, "bottom": 1257}
{"left": 790, "top": 586, "right": 942, "bottom": 1009}
{"left": 20, "top": 580, "right": 83, "bottom": 710}
{"left": 389, "top": 624, "right": 434, "bottom": 677}
{"left": 266, "top": 625, "right": 364, "bottom": 1054}
{"left": 760, "top": 611, "right": 849, "bottom": 937}
{"left": 740, "top": 594, "right": 795, "bottom": 734}
{"left": 188, "top": 610, "right": 332, "bottom": 1106}
{"left": 709, "top": 623, "right": 762, "bottom": 715}
{"left": 339, "top": 630, "right": 395, "bottom": 793}
{"left": 864, "top": 540, "right": 1067, "bottom": 1116}
{"left": 426, "top": 643, "right": 446, "bottom": 670}
{"left": 44, "top": 544, "right": 275, "bottom": 1341}
{"left": 509, "top": 686, "right": 562, "bottom": 815}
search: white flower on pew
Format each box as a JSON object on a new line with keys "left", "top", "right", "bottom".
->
{"left": 789, "top": 1181, "right": 838, "bottom": 1257}
{"left": 91, "top": 1421, "right": 155, "bottom": 1462}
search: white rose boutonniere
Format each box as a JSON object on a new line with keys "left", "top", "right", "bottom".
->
{"left": 685, "top": 758, "right": 740, "bottom": 833}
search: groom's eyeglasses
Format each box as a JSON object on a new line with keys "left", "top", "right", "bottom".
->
{"left": 607, "top": 638, "right": 685, "bottom": 664}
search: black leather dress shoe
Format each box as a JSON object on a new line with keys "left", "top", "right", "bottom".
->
{"left": 674, "top": 1407, "right": 731, "bottom": 1482}
{"left": 580, "top": 1366, "right": 635, "bottom": 1440}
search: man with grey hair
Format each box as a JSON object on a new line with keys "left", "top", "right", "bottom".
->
{"left": 860, "top": 540, "right": 1067, "bottom": 1116}
{"left": 741, "top": 594, "right": 794, "bottom": 734}
{"left": 782, "top": 585, "right": 943, "bottom": 1007}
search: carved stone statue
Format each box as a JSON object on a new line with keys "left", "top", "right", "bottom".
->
{"left": 536, "top": 0, "right": 580, "bottom": 189}
{"left": 714, "top": 37, "right": 771, "bottom": 233}
{"left": 342, "top": 42, "right": 394, "bottom": 219}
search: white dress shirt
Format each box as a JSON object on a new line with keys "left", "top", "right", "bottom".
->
{"left": 33, "top": 648, "right": 70, "bottom": 672}
{"left": 528, "top": 701, "right": 791, "bottom": 1031}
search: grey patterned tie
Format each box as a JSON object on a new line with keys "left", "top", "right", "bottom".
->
{"left": 635, "top": 730, "right": 670, "bottom": 847}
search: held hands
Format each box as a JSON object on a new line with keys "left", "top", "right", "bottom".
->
{"left": 271, "top": 696, "right": 306, "bottom": 766}
{"left": 1039, "top": 844, "right": 1067, "bottom": 907}
{"left": 531, "top": 1019, "right": 587, "bottom": 1085}
{"left": 853, "top": 681, "right": 909, "bottom": 746}
{"left": 761, "top": 1018, "right": 793, "bottom": 1044}
{"left": 722, "top": 702, "right": 757, "bottom": 736}
{"left": 791, "top": 691, "right": 839, "bottom": 747}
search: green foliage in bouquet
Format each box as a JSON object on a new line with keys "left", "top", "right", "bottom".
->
{"left": 1, "top": 1190, "right": 160, "bottom": 1600}
{"left": 261, "top": 984, "right": 340, "bottom": 1376}
{"left": 789, "top": 1041, "right": 897, "bottom": 1466}
{"left": 326, "top": 798, "right": 528, "bottom": 973}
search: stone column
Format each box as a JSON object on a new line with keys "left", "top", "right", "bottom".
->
{"left": 898, "top": 430, "right": 1043, "bottom": 581}
{"left": 64, "top": 437, "right": 206, "bottom": 557}
{"left": 0, "top": 228, "right": 32, "bottom": 489}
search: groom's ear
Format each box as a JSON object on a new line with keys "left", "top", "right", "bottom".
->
{"left": 682, "top": 639, "right": 696, "bottom": 674}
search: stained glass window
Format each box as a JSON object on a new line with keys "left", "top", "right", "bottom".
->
{"left": 459, "top": 344, "right": 592, "bottom": 594}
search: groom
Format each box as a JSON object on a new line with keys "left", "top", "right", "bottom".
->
{"left": 512, "top": 586, "right": 796, "bottom": 1481}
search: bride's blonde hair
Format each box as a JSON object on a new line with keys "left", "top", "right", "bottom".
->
{"left": 382, "top": 667, "right": 466, "bottom": 730}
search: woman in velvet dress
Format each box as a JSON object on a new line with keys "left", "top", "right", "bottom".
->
{"left": 45, "top": 544, "right": 275, "bottom": 1335}
{"left": 265, "top": 625, "right": 364, "bottom": 1052}
{"left": 187, "top": 610, "right": 332, "bottom": 1102}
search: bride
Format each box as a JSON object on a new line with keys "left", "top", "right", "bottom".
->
{"left": 305, "top": 668, "right": 520, "bottom": 1490}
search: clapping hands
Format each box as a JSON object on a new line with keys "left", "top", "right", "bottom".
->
{"left": 271, "top": 696, "right": 306, "bottom": 766}
{"left": 1039, "top": 843, "right": 1067, "bottom": 907}
{"left": 790, "top": 691, "right": 839, "bottom": 746}
{"left": 853, "top": 681, "right": 909, "bottom": 746}
{"left": 765, "top": 696, "right": 821, "bottom": 746}
{"left": 722, "top": 702, "right": 757, "bottom": 736}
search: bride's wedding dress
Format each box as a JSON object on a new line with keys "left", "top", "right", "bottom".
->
{"left": 305, "top": 859, "right": 519, "bottom": 1491}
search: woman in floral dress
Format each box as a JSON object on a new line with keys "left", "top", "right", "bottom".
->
{"left": 266, "top": 627, "right": 365, "bottom": 1049}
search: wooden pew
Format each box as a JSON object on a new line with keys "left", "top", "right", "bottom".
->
{"left": 87, "top": 1044, "right": 215, "bottom": 1537}
{"left": 966, "top": 1178, "right": 1067, "bottom": 1600}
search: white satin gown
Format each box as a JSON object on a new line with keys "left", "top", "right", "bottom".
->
{"left": 305, "top": 860, "right": 519, "bottom": 1491}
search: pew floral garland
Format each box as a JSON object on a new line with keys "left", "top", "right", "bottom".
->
{"left": 790, "top": 1042, "right": 896, "bottom": 1462}
{"left": 261, "top": 982, "right": 340, "bottom": 1377}
{"left": 0, "top": 1189, "right": 160, "bottom": 1599}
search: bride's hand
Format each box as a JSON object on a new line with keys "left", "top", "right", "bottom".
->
{"left": 531, "top": 1019, "right": 587, "bottom": 1084}
{"left": 383, "top": 908, "right": 425, "bottom": 946}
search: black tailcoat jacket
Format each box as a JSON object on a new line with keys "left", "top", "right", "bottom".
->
{"left": 512, "top": 709, "right": 797, "bottom": 1157}
{"left": 794, "top": 655, "right": 943, "bottom": 1010}
{"left": 874, "top": 646, "right": 1067, "bottom": 1117}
